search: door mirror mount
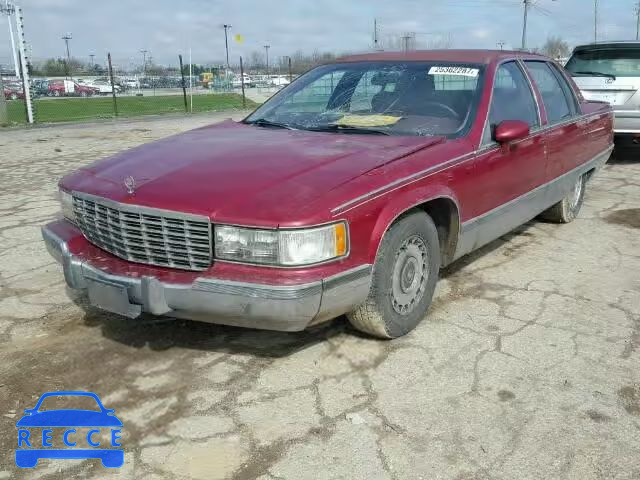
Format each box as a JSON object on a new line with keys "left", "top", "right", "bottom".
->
{"left": 494, "top": 120, "right": 530, "bottom": 143}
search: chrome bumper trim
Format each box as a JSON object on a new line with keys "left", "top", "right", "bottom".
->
{"left": 42, "top": 223, "right": 371, "bottom": 332}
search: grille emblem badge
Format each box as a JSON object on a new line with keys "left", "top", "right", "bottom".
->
{"left": 124, "top": 176, "right": 136, "bottom": 194}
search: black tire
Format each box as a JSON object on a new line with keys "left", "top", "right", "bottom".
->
{"left": 540, "top": 174, "right": 586, "bottom": 223}
{"left": 347, "top": 210, "right": 441, "bottom": 339}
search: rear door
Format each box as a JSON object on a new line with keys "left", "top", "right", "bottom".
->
{"left": 523, "top": 60, "right": 582, "bottom": 181}
{"left": 566, "top": 44, "right": 640, "bottom": 132}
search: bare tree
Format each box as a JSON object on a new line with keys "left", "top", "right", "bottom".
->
{"left": 541, "top": 36, "right": 570, "bottom": 60}
{"left": 249, "top": 50, "right": 264, "bottom": 71}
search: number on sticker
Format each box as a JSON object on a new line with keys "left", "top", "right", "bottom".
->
{"left": 428, "top": 66, "right": 479, "bottom": 77}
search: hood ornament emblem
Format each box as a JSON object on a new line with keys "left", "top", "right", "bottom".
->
{"left": 124, "top": 176, "right": 136, "bottom": 194}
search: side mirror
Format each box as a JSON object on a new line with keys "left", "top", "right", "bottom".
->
{"left": 494, "top": 120, "right": 530, "bottom": 143}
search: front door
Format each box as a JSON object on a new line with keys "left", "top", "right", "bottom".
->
{"left": 459, "top": 60, "right": 546, "bottom": 253}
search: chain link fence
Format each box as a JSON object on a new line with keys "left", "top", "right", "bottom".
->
{"left": 1, "top": 52, "right": 292, "bottom": 126}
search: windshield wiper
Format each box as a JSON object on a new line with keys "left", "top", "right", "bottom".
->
{"left": 245, "top": 118, "right": 297, "bottom": 130}
{"left": 572, "top": 70, "right": 617, "bottom": 80}
{"left": 305, "top": 124, "right": 391, "bottom": 135}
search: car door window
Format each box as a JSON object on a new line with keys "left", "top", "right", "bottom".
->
{"left": 524, "top": 61, "right": 572, "bottom": 124}
{"left": 483, "top": 61, "right": 539, "bottom": 144}
{"left": 549, "top": 63, "right": 579, "bottom": 114}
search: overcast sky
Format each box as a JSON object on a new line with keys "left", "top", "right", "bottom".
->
{"left": 1, "top": 0, "right": 639, "bottom": 68}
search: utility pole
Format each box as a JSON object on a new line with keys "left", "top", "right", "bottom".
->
{"left": 223, "top": 24, "right": 231, "bottom": 71}
{"left": 401, "top": 34, "right": 413, "bottom": 52}
{"left": 521, "top": 0, "right": 529, "bottom": 50}
{"left": 264, "top": 44, "right": 270, "bottom": 78}
{"left": 1, "top": 1, "right": 19, "bottom": 78}
{"left": 594, "top": 0, "right": 598, "bottom": 43}
{"left": 62, "top": 33, "right": 72, "bottom": 62}
{"left": 62, "top": 33, "right": 72, "bottom": 78}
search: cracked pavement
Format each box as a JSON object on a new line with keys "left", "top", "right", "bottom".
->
{"left": 0, "top": 114, "right": 639, "bottom": 479}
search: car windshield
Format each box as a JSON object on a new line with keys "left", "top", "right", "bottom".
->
{"left": 245, "top": 61, "right": 485, "bottom": 137}
{"left": 566, "top": 47, "right": 640, "bottom": 78}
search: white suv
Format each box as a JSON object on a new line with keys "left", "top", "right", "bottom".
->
{"left": 566, "top": 41, "right": 640, "bottom": 148}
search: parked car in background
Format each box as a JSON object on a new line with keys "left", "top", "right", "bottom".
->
{"left": 3, "top": 86, "right": 24, "bottom": 100}
{"left": 269, "top": 75, "right": 291, "bottom": 86}
{"left": 43, "top": 50, "right": 613, "bottom": 339}
{"left": 566, "top": 41, "right": 640, "bottom": 150}
{"left": 122, "top": 78, "right": 140, "bottom": 89}
{"left": 74, "top": 82, "right": 100, "bottom": 97}
{"left": 47, "top": 80, "right": 99, "bottom": 97}
{"left": 85, "top": 78, "right": 121, "bottom": 94}
{"left": 31, "top": 78, "right": 50, "bottom": 97}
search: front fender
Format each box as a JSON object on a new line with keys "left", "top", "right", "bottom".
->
{"left": 367, "top": 184, "right": 461, "bottom": 264}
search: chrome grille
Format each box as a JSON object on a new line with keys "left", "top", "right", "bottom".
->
{"left": 72, "top": 194, "right": 212, "bottom": 271}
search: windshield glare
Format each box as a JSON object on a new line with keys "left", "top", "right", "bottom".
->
{"left": 566, "top": 48, "right": 640, "bottom": 78}
{"left": 246, "top": 61, "right": 485, "bottom": 137}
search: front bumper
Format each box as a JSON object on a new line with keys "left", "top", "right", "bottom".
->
{"left": 42, "top": 223, "right": 371, "bottom": 331}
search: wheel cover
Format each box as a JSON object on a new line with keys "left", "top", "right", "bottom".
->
{"left": 568, "top": 177, "right": 583, "bottom": 210}
{"left": 391, "top": 235, "right": 429, "bottom": 315}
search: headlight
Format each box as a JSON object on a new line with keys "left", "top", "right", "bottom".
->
{"left": 59, "top": 189, "right": 75, "bottom": 223}
{"left": 214, "top": 222, "right": 348, "bottom": 266}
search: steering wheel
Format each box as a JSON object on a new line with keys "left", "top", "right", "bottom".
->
{"left": 421, "top": 101, "right": 460, "bottom": 120}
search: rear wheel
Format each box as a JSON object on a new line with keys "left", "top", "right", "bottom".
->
{"left": 347, "top": 211, "right": 441, "bottom": 339}
{"left": 541, "top": 174, "right": 586, "bottom": 223}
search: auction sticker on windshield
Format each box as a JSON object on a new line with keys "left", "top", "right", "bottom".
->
{"left": 428, "top": 66, "right": 479, "bottom": 77}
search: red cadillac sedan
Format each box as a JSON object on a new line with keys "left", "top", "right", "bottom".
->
{"left": 42, "top": 50, "right": 613, "bottom": 338}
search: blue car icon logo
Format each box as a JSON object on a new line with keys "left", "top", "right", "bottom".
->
{"left": 15, "top": 391, "right": 123, "bottom": 468}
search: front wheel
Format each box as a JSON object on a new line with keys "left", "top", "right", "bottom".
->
{"left": 540, "top": 174, "right": 586, "bottom": 223}
{"left": 347, "top": 211, "right": 441, "bottom": 339}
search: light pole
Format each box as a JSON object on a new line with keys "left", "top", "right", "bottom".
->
{"left": 264, "top": 44, "right": 270, "bottom": 78}
{"left": 497, "top": 41, "right": 505, "bottom": 50}
{"left": 1, "top": 1, "right": 19, "bottom": 78}
{"left": 223, "top": 24, "right": 232, "bottom": 71}
{"left": 89, "top": 53, "right": 95, "bottom": 69}
{"left": 140, "top": 49, "right": 148, "bottom": 76}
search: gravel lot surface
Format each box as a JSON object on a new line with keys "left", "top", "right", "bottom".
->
{"left": 0, "top": 115, "right": 638, "bottom": 479}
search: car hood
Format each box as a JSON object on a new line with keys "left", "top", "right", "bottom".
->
{"left": 16, "top": 410, "right": 123, "bottom": 427}
{"left": 62, "top": 120, "right": 444, "bottom": 225}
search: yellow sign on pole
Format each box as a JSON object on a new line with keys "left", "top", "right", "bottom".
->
{"left": 234, "top": 34, "right": 244, "bottom": 44}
